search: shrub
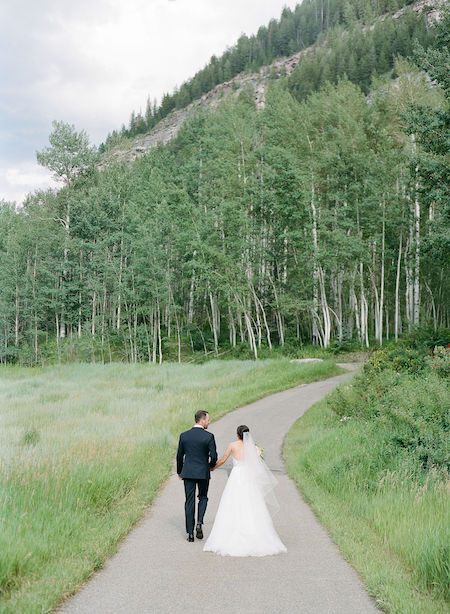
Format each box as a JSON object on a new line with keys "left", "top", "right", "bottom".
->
{"left": 364, "top": 345, "right": 427, "bottom": 376}
{"left": 329, "top": 368, "right": 449, "bottom": 471}
{"left": 426, "top": 344, "right": 450, "bottom": 378}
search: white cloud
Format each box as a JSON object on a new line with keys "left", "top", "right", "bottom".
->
{"left": 0, "top": 163, "right": 58, "bottom": 204}
{"left": 1, "top": 0, "right": 300, "bottom": 203}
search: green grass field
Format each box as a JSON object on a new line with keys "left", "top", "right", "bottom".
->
{"left": 284, "top": 375, "right": 449, "bottom": 614}
{"left": 0, "top": 359, "right": 341, "bottom": 613}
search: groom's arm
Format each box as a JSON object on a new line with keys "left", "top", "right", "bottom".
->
{"left": 176, "top": 436, "right": 184, "bottom": 477}
{"left": 209, "top": 434, "right": 218, "bottom": 469}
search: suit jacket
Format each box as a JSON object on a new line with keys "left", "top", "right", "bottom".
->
{"left": 177, "top": 426, "right": 217, "bottom": 480}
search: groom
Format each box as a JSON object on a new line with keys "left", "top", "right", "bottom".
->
{"left": 177, "top": 410, "right": 217, "bottom": 542}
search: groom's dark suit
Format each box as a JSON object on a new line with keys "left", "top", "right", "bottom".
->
{"left": 177, "top": 426, "right": 217, "bottom": 535}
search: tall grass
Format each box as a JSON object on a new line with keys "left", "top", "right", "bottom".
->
{"left": 0, "top": 359, "right": 341, "bottom": 613}
{"left": 284, "top": 369, "right": 449, "bottom": 614}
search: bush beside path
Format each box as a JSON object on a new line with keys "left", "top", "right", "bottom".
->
{"left": 285, "top": 347, "right": 449, "bottom": 614}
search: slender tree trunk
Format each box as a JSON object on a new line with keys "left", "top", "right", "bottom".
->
{"left": 228, "top": 305, "right": 236, "bottom": 347}
{"left": 350, "top": 270, "right": 360, "bottom": 342}
{"left": 209, "top": 290, "right": 219, "bottom": 356}
{"left": 252, "top": 286, "right": 272, "bottom": 350}
{"left": 33, "top": 254, "right": 38, "bottom": 363}
{"left": 268, "top": 274, "right": 284, "bottom": 346}
{"left": 360, "top": 263, "right": 369, "bottom": 348}
{"left": 424, "top": 281, "right": 437, "bottom": 330}
{"left": 411, "top": 134, "right": 420, "bottom": 325}
{"left": 413, "top": 192, "right": 420, "bottom": 326}
{"left": 404, "top": 237, "right": 413, "bottom": 327}
{"left": 253, "top": 295, "right": 262, "bottom": 348}
{"left": 244, "top": 312, "right": 258, "bottom": 359}
{"left": 101, "top": 281, "right": 107, "bottom": 362}
{"left": 78, "top": 250, "right": 82, "bottom": 338}
{"left": 188, "top": 256, "right": 196, "bottom": 324}
{"left": 157, "top": 300, "right": 162, "bottom": 364}
{"left": 55, "top": 312, "right": 61, "bottom": 362}
{"left": 117, "top": 245, "right": 123, "bottom": 330}
{"left": 142, "top": 315, "right": 152, "bottom": 362}
{"left": 116, "top": 204, "right": 125, "bottom": 330}
{"left": 385, "top": 305, "right": 389, "bottom": 340}
{"left": 395, "top": 233, "right": 402, "bottom": 342}
{"left": 380, "top": 206, "right": 385, "bottom": 344}
{"left": 15, "top": 284, "right": 19, "bottom": 347}
{"left": 151, "top": 309, "right": 157, "bottom": 363}
{"left": 91, "top": 290, "right": 96, "bottom": 336}
{"left": 318, "top": 266, "right": 331, "bottom": 348}
{"left": 310, "top": 178, "right": 320, "bottom": 346}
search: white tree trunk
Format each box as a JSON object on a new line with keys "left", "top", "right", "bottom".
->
{"left": 411, "top": 134, "right": 420, "bottom": 325}
{"left": 395, "top": 233, "right": 402, "bottom": 342}
{"left": 404, "top": 237, "right": 413, "bottom": 326}
{"left": 360, "top": 263, "right": 369, "bottom": 348}
{"left": 318, "top": 266, "right": 331, "bottom": 348}
{"left": 350, "top": 276, "right": 360, "bottom": 342}
{"left": 209, "top": 291, "right": 219, "bottom": 356}
{"left": 91, "top": 290, "right": 96, "bottom": 336}
{"left": 244, "top": 312, "right": 257, "bottom": 359}
{"left": 310, "top": 176, "right": 321, "bottom": 346}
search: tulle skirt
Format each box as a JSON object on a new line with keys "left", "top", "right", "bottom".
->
{"left": 203, "top": 463, "right": 287, "bottom": 557}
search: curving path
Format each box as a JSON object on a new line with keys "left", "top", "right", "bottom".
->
{"left": 58, "top": 364, "right": 381, "bottom": 614}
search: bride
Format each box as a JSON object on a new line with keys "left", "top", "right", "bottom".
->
{"left": 203, "top": 425, "right": 286, "bottom": 557}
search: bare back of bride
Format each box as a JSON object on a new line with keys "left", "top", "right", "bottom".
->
{"left": 203, "top": 425, "right": 286, "bottom": 557}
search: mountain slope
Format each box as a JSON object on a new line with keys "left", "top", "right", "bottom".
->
{"left": 103, "top": 0, "right": 438, "bottom": 165}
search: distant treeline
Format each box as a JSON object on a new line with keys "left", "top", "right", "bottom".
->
{"left": 100, "top": 0, "right": 425, "bottom": 150}
{"left": 1, "top": 6, "right": 447, "bottom": 366}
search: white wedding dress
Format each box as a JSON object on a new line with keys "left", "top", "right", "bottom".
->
{"left": 203, "top": 433, "right": 286, "bottom": 557}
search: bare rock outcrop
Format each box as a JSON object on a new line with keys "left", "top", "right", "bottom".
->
{"left": 104, "top": 0, "right": 440, "bottom": 166}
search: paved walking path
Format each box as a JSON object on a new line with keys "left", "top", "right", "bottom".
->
{"left": 59, "top": 365, "right": 381, "bottom": 614}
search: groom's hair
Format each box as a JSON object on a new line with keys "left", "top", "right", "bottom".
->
{"left": 195, "top": 410, "right": 209, "bottom": 423}
{"left": 237, "top": 425, "right": 250, "bottom": 440}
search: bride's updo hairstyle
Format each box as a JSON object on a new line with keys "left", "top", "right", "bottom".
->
{"left": 237, "top": 425, "right": 249, "bottom": 440}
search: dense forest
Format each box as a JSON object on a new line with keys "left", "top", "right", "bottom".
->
{"left": 101, "top": 0, "right": 433, "bottom": 147}
{"left": 0, "top": 2, "right": 448, "bottom": 364}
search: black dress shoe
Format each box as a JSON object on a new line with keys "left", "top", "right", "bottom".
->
{"left": 187, "top": 533, "right": 194, "bottom": 542}
{"left": 196, "top": 525, "right": 203, "bottom": 539}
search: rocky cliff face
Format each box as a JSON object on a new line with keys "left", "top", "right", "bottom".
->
{"left": 104, "top": 47, "right": 309, "bottom": 165}
{"left": 104, "top": 0, "right": 438, "bottom": 165}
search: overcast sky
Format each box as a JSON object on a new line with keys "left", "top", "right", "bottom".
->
{"left": 0, "top": 0, "right": 300, "bottom": 204}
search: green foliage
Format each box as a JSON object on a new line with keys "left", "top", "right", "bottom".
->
{"left": 285, "top": 356, "right": 449, "bottom": 611}
{"left": 400, "top": 324, "right": 450, "bottom": 351}
{"left": 36, "top": 120, "right": 98, "bottom": 185}
{"left": 329, "top": 368, "right": 449, "bottom": 469}
{"left": 365, "top": 345, "right": 428, "bottom": 375}
{"left": 1, "top": 9, "right": 449, "bottom": 366}
{"left": 362, "top": 326, "right": 450, "bottom": 376}
{"left": 402, "top": 6, "right": 450, "bottom": 270}
{"left": 103, "top": 0, "right": 431, "bottom": 148}
{"left": 426, "top": 345, "right": 450, "bottom": 378}
{"left": 289, "top": 10, "right": 432, "bottom": 101}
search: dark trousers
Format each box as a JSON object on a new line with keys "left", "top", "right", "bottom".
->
{"left": 183, "top": 478, "right": 209, "bottom": 534}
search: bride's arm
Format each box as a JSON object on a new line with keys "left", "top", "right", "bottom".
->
{"left": 211, "top": 443, "right": 232, "bottom": 470}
